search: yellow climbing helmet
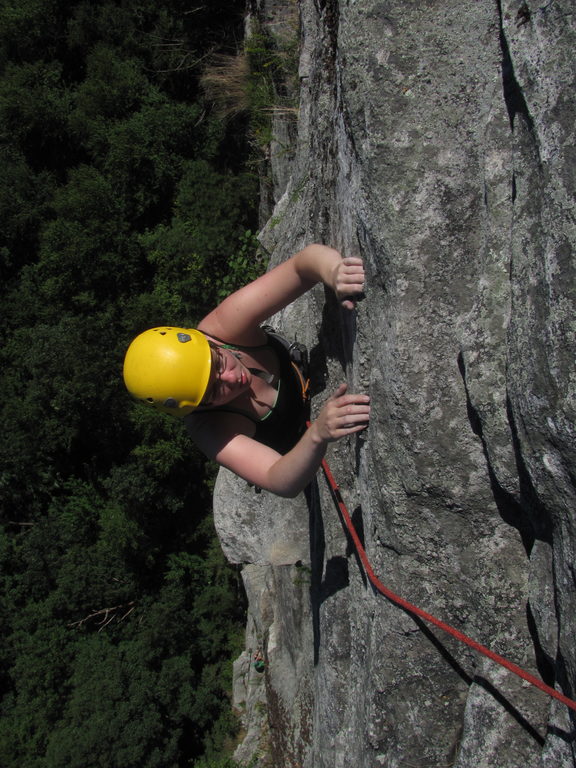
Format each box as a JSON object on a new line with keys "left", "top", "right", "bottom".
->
{"left": 123, "top": 327, "right": 212, "bottom": 417}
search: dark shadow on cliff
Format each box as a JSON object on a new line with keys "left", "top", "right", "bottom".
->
{"left": 321, "top": 556, "right": 349, "bottom": 598}
{"left": 308, "top": 339, "right": 329, "bottom": 398}
{"left": 306, "top": 282, "right": 365, "bottom": 664}
{"left": 546, "top": 724, "right": 576, "bottom": 745}
{"left": 546, "top": 651, "right": 576, "bottom": 744}
{"left": 306, "top": 479, "right": 354, "bottom": 665}
{"left": 497, "top": 0, "right": 535, "bottom": 133}
{"left": 505, "top": 395, "right": 553, "bottom": 545}
{"left": 312, "top": 291, "right": 356, "bottom": 387}
{"left": 408, "top": 616, "right": 546, "bottom": 746}
{"left": 306, "top": 480, "right": 324, "bottom": 665}
{"left": 473, "top": 674, "right": 546, "bottom": 747}
{"left": 329, "top": 486, "right": 548, "bottom": 746}
{"left": 526, "top": 602, "right": 556, "bottom": 687}
{"left": 323, "top": 464, "right": 548, "bottom": 746}
{"left": 304, "top": 281, "right": 346, "bottom": 399}
{"left": 306, "top": 296, "right": 341, "bottom": 402}
{"left": 456, "top": 353, "right": 552, "bottom": 552}
{"left": 457, "top": 353, "right": 559, "bottom": 689}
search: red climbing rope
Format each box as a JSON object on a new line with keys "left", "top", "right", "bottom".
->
{"left": 319, "top": 456, "right": 576, "bottom": 713}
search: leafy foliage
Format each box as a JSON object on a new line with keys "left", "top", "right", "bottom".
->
{"left": 0, "top": 2, "right": 258, "bottom": 766}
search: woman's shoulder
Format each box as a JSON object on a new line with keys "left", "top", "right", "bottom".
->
{"left": 184, "top": 409, "right": 257, "bottom": 459}
{"left": 185, "top": 407, "right": 256, "bottom": 433}
{"left": 197, "top": 317, "right": 268, "bottom": 348}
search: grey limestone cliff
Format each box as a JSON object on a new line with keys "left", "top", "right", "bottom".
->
{"left": 214, "top": 1, "right": 576, "bottom": 765}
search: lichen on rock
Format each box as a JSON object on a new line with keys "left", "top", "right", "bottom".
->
{"left": 215, "top": 1, "right": 576, "bottom": 766}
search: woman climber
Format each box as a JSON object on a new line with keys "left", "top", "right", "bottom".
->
{"left": 123, "top": 244, "right": 371, "bottom": 497}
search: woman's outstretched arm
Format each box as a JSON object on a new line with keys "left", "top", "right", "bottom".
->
{"left": 191, "top": 243, "right": 369, "bottom": 495}
{"left": 198, "top": 244, "right": 365, "bottom": 345}
{"left": 187, "top": 383, "right": 370, "bottom": 497}
{"left": 262, "top": 383, "right": 370, "bottom": 496}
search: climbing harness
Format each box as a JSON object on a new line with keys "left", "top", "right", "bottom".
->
{"left": 317, "top": 452, "right": 576, "bottom": 714}
{"left": 261, "top": 325, "right": 311, "bottom": 405}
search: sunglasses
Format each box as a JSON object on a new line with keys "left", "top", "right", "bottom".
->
{"left": 201, "top": 342, "right": 226, "bottom": 405}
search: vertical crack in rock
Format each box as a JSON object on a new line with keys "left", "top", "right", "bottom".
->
{"left": 457, "top": 353, "right": 536, "bottom": 554}
{"left": 314, "top": 0, "right": 339, "bottom": 79}
{"left": 497, "top": 0, "right": 534, "bottom": 132}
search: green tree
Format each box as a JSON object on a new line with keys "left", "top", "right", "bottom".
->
{"left": 0, "top": 1, "right": 253, "bottom": 766}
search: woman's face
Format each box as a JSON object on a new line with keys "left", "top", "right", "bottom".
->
{"left": 201, "top": 344, "right": 252, "bottom": 406}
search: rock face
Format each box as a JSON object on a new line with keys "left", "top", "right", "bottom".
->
{"left": 214, "top": 1, "right": 576, "bottom": 765}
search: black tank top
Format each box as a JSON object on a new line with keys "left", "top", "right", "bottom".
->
{"left": 190, "top": 332, "right": 308, "bottom": 454}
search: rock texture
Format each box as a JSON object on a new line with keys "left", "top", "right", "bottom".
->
{"left": 215, "top": 1, "right": 576, "bottom": 765}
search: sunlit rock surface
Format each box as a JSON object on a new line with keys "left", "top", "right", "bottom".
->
{"left": 214, "top": 1, "right": 576, "bottom": 765}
